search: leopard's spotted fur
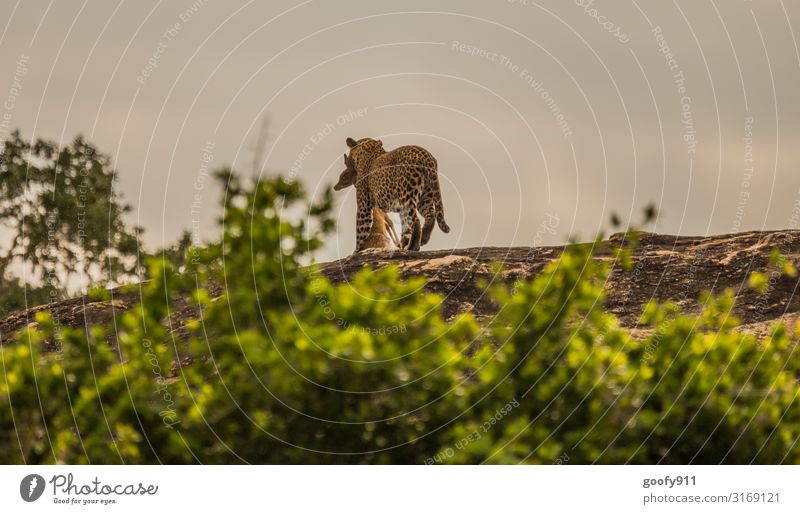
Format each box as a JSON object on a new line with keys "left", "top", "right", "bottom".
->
{"left": 334, "top": 137, "right": 450, "bottom": 252}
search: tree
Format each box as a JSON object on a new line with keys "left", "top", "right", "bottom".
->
{"left": 0, "top": 131, "right": 145, "bottom": 313}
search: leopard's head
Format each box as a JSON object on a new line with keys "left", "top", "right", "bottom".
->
{"left": 344, "top": 137, "right": 384, "bottom": 175}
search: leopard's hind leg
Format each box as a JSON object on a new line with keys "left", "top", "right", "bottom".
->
{"left": 400, "top": 202, "right": 422, "bottom": 251}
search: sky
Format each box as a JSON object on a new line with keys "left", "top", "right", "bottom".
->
{"left": 1, "top": 0, "right": 799, "bottom": 262}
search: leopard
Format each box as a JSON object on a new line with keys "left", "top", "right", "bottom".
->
{"left": 333, "top": 137, "right": 449, "bottom": 252}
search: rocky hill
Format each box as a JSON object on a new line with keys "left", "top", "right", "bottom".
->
{"left": 2, "top": 230, "right": 799, "bottom": 347}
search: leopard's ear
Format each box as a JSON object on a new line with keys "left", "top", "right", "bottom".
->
{"left": 346, "top": 137, "right": 357, "bottom": 148}
{"left": 377, "top": 139, "right": 384, "bottom": 148}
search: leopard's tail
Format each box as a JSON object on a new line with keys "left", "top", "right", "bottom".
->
{"left": 432, "top": 174, "right": 450, "bottom": 233}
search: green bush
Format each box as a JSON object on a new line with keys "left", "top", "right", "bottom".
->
{"left": 1, "top": 175, "right": 798, "bottom": 464}
{"left": 0, "top": 177, "right": 478, "bottom": 463}
{"left": 628, "top": 294, "right": 800, "bottom": 464}
{"left": 438, "top": 250, "right": 800, "bottom": 464}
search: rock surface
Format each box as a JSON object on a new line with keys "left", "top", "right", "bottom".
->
{"left": 318, "top": 230, "right": 800, "bottom": 338}
{"left": 2, "top": 230, "right": 799, "bottom": 345}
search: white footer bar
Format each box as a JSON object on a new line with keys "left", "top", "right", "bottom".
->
{"left": 2, "top": 465, "right": 794, "bottom": 513}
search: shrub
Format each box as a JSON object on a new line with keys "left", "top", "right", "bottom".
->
{"left": 0, "top": 177, "right": 479, "bottom": 463}
{"left": 1, "top": 176, "right": 798, "bottom": 464}
{"left": 439, "top": 246, "right": 800, "bottom": 464}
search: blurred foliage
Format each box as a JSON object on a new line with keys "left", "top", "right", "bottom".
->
{"left": 0, "top": 275, "right": 52, "bottom": 315}
{"left": 609, "top": 202, "right": 659, "bottom": 233}
{"left": 0, "top": 169, "right": 799, "bottom": 464}
{"left": 749, "top": 248, "right": 798, "bottom": 294}
{"left": 450, "top": 272, "right": 800, "bottom": 463}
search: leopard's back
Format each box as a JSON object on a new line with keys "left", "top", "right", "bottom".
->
{"left": 367, "top": 145, "right": 436, "bottom": 212}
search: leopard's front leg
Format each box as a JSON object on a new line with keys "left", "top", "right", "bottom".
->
{"left": 355, "top": 186, "right": 373, "bottom": 252}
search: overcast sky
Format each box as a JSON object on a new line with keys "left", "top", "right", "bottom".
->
{"left": 2, "top": 0, "right": 799, "bottom": 261}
